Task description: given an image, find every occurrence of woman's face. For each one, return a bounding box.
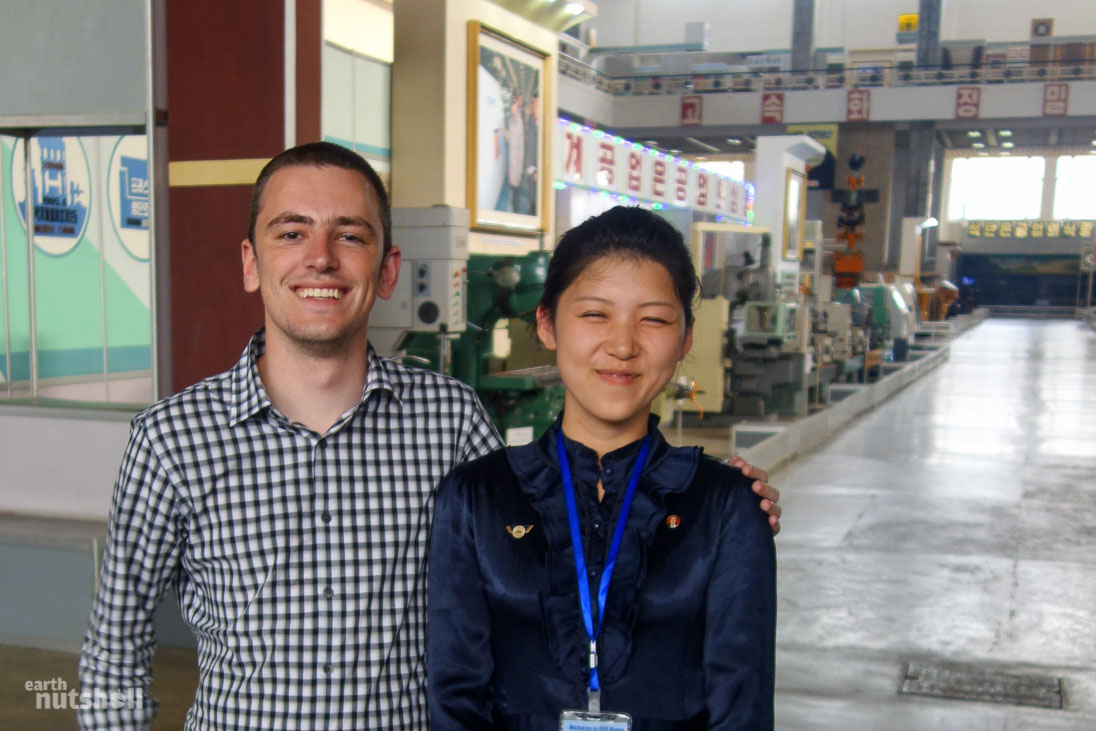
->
[537,255,693,440]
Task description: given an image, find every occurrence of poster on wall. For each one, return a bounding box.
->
[107,136,150,261]
[10,137,91,256]
[467,21,548,234]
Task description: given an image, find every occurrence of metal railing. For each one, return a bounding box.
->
[559,53,1096,97]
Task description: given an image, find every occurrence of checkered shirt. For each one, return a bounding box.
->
[78,331,502,730]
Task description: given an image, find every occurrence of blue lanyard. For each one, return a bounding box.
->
[556,430,652,701]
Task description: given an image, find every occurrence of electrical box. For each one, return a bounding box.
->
[372,206,469,334]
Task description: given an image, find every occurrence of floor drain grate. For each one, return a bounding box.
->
[899,662,1063,709]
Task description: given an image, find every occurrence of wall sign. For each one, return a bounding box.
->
[107,136,151,261]
[847,89,871,121]
[955,87,981,119]
[1043,83,1069,117]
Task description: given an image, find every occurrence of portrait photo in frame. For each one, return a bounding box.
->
[466,21,548,234]
[783,168,806,260]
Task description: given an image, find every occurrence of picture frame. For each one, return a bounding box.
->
[466,21,549,234]
[782,167,806,260]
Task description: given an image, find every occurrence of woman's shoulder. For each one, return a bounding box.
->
[693,452,756,492]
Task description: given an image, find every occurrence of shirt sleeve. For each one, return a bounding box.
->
[459,390,504,462]
[78,419,186,730]
[704,478,777,730]
[427,467,497,729]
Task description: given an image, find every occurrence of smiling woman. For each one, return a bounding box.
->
[427,206,776,730]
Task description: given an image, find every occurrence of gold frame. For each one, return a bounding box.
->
[782,168,806,261]
[466,20,550,235]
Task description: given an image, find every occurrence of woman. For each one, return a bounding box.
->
[428,206,776,730]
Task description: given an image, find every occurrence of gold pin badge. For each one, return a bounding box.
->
[665,515,681,529]
[506,525,534,539]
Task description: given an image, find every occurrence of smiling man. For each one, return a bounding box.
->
[77,142,780,730]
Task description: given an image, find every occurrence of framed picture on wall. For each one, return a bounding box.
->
[783,168,806,260]
[466,21,549,234]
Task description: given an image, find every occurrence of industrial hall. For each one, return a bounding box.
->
[1,0,1095,728]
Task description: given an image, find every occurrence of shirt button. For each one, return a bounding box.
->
[323,587,334,599]
[605,467,614,475]
[323,664,333,675]
[593,521,601,530]
[321,511,332,523]
[589,568,598,578]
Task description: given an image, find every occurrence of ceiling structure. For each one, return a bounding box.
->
[584,117,1096,160]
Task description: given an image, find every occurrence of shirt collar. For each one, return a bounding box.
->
[226,329,402,427]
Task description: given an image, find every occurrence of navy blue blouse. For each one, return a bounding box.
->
[427,416,776,730]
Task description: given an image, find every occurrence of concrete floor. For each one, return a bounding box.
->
[1,318,1093,729]
[772,318,1096,729]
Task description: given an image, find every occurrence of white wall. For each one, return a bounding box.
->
[324,0,394,62]
[0,409,133,521]
[590,0,1096,54]
[591,0,794,52]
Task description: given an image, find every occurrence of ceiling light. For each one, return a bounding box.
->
[727,137,743,145]
[972,142,985,149]
[966,130,981,138]
[644,140,658,146]
[670,149,681,154]
[1090,140,1096,146]
[565,2,584,15]
[998,129,1012,137]
[1001,141,1015,148]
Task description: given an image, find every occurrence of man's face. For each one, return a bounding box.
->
[241,165,400,356]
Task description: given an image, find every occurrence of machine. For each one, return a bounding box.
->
[371,207,562,444]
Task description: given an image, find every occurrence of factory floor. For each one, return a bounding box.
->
[773,317,1096,729]
[1,318,1093,729]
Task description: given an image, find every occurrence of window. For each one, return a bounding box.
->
[1,133,153,404]
[1052,155,1096,220]
[946,155,1044,221]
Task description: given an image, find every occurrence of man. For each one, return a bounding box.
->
[78,142,780,729]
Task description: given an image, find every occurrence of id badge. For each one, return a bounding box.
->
[559,709,632,731]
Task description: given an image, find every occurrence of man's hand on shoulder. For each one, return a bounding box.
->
[728,457,781,536]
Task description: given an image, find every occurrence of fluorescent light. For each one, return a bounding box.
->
[726,137,743,145]
[967,130,981,138]
[565,2,584,15]
[1001,141,1015,149]
[999,129,1012,137]
[972,142,986,149]
[917,217,939,232]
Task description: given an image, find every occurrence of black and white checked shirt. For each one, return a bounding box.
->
[79,331,501,730]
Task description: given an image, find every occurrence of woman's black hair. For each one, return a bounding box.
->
[540,206,698,326]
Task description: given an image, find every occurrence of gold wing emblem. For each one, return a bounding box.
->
[506,524,534,539]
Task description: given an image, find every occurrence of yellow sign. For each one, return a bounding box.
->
[966,220,1095,239]
[898,14,919,32]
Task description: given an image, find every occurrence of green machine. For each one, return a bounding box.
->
[400,252,563,442]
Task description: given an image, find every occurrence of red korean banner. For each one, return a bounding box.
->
[555,120,750,219]
[681,96,703,126]
[761,92,784,124]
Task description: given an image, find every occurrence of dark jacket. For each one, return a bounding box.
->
[427,418,776,730]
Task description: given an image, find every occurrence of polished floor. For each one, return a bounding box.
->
[773,318,1096,729]
[1,318,1093,729]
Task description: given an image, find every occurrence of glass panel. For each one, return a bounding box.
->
[1053,155,1096,220]
[1,135,32,398]
[0,132,152,404]
[946,156,1044,221]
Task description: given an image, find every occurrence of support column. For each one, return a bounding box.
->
[164,0,321,393]
[791,0,814,72]
[915,0,941,67]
